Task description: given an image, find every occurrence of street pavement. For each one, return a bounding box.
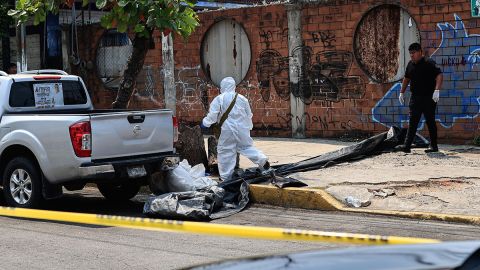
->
[0,137,478,269]
[239,137,480,216]
[1,188,480,270]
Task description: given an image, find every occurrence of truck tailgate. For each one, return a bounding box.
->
[90,110,173,160]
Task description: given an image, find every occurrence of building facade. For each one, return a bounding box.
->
[59,0,480,143]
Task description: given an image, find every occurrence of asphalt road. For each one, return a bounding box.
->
[0,188,479,269]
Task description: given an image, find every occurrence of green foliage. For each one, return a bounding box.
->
[8,0,199,39]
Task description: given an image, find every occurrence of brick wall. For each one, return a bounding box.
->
[82,0,480,143]
[73,24,166,110]
[171,5,292,137]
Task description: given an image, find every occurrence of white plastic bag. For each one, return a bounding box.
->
[190,163,206,179]
[166,160,217,192]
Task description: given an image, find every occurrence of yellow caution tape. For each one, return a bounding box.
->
[0,206,440,245]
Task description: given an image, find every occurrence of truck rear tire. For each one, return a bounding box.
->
[97,181,141,201]
[3,157,43,208]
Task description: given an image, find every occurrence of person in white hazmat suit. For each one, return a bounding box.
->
[201,77,270,181]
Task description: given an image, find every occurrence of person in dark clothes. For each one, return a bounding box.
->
[397,42,443,153]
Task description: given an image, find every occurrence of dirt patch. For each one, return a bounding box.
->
[327,177,480,215]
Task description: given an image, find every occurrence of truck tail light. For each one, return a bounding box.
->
[172,116,178,143]
[69,121,92,157]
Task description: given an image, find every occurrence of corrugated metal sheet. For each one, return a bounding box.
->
[354,5,420,83]
[201,19,251,86]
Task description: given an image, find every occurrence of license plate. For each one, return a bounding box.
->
[127,166,147,178]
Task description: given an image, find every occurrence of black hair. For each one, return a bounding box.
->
[408,43,422,52]
[8,63,17,69]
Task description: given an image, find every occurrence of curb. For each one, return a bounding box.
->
[249,185,343,211]
[249,184,480,225]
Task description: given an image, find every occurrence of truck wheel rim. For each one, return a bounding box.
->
[10,169,32,204]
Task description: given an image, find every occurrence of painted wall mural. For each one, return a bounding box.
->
[372,14,480,129]
[256,40,365,105]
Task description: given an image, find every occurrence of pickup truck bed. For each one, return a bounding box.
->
[0,71,179,208]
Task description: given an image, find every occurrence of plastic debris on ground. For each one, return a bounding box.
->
[144,186,225,220]
[144,126,428,221]
[370,188,396,198]
[166,160,217,192]
[344,196,371,208]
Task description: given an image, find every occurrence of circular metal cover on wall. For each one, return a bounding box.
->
[354,5,420,83]
[96,30,133,90]
[201,19,251,86]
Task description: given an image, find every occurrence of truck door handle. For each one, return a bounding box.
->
[128,114,145,123]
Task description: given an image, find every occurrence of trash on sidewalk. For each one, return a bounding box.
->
[143,186,225,220]
[166,160,217,192]
[370,188,396,198]
[344,196,371,208]
[143,175,251,220]
[143,168,303,220]
[143,126,425,220]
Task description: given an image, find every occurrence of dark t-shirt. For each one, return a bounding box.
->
[405,57,442,97]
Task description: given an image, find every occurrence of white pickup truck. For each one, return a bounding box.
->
[0,70,179,208]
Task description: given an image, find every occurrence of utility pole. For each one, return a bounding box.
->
[15,0,27,72]
[162,32,176,114]
[287,4,305,138]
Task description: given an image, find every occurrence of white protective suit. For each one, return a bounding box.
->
[202,77,268,181]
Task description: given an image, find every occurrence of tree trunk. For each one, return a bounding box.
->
[176,124,208,169]
[207,136,219,174]
[112,32,151,109]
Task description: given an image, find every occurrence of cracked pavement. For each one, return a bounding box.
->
[238,138,480,215]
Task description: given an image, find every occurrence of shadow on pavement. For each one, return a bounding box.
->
[0,187,146,218]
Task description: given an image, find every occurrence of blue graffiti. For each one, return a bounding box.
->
[372,14,480,129]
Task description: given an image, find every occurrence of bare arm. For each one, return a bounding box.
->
[435,73,443,90]
[400,77,410,93]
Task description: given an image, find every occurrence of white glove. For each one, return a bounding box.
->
[432,90,440,103]
[399,92,405,105]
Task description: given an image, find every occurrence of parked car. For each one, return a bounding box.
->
[184,241,480,270]
[0,70,179,208]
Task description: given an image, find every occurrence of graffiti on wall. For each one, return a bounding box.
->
[310,30,336,49]
[372,14,480,129]
[136,66,157,97]
[256,45,365,104]
[310,51,365,101]
[175,65,210,111]
[272,103,370,134]
[132,66,164,107]
[259,29,288,48]
[133,65,210,111]
[276,112,357,131]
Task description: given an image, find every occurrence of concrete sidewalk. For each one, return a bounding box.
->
[237,137,480,224]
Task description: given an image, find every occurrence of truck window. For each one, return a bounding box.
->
[9,80,88,108]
